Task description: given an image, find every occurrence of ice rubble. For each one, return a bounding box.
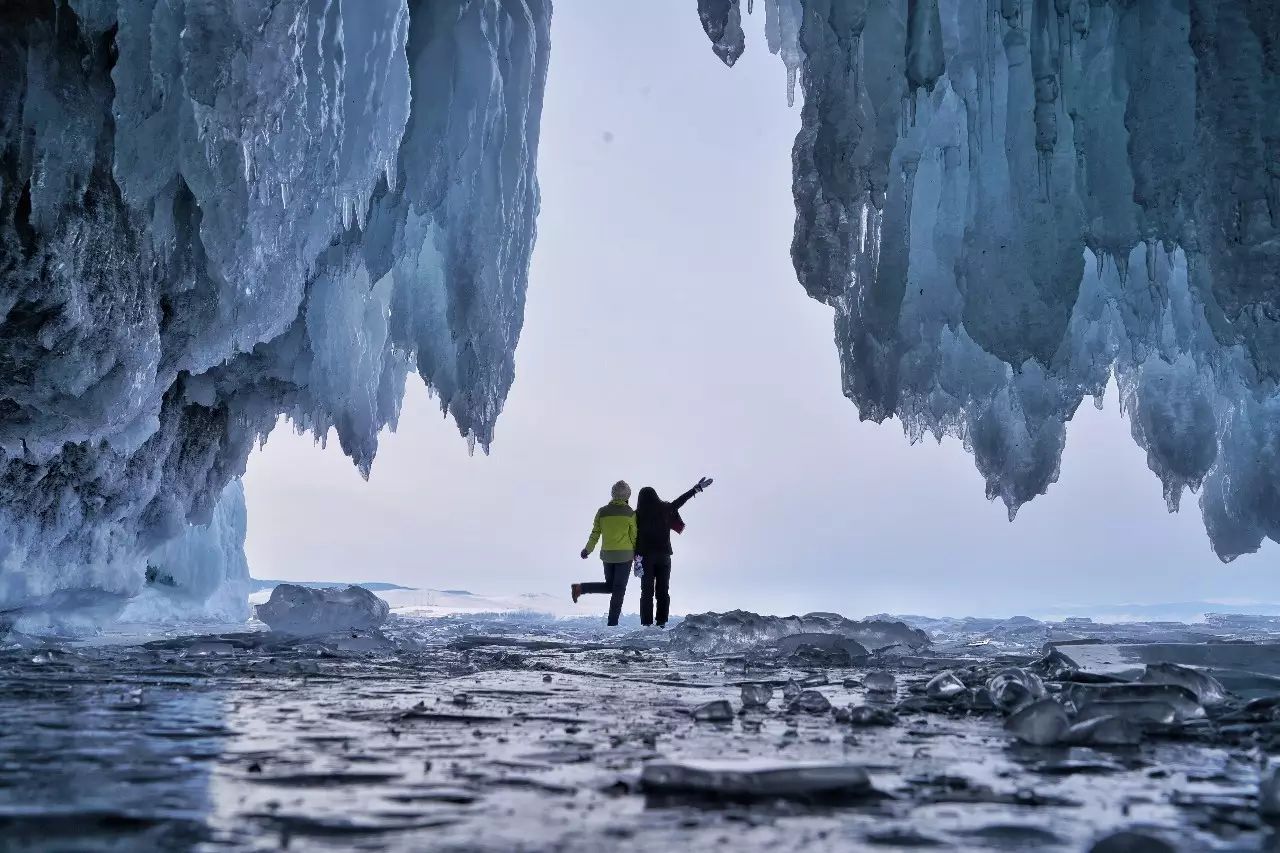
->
[0,0,550,617]
[704,1,1280,559]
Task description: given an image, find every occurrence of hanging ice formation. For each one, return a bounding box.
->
[702,0,1280,561]
[0,0,550,620]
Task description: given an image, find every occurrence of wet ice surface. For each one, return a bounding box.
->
[5,613,1280,851]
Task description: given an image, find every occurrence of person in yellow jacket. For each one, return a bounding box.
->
[571,480,637,626]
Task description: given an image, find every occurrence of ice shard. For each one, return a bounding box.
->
[725,0,1280,560]
[0,0,551,619]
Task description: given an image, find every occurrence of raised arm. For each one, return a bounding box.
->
[670,487,698,512]
[670,477,713,511]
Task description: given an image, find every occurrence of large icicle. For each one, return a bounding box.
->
[0,0,551,621]
[700,0,1280,560]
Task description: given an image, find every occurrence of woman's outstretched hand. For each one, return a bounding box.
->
[580,549,589,560]
[695,476,714,492]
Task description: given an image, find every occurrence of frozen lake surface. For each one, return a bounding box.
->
[4,611,1280,851]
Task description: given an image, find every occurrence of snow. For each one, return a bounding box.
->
[722,0,1280,560]
[0,0,550,621]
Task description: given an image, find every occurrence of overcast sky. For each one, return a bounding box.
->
[242,2,1279,620]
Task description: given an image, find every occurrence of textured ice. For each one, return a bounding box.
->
[254,583,390,635]
[0,0,550,619]
[789,689,833,714]
[5,610,1280,848]
[715,0,1280,560]
[640,759,873,802]
[862,670,896,695]
[986,666,1045,711]
[1006,697,1069,745]
[1063,715,1143,747]
[668,610,929,657]
[1065,683,1205,721]
[740,683,773,707]
[1076,700,1178,726]
[925,670,966,700]
[1140,662,1227,706]
[692,699,736,722]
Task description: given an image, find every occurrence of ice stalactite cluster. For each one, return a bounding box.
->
[703,0,1280,560]
[0,0,550,620]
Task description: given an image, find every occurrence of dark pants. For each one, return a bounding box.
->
[578,562,630,626]
[640,554,672,626]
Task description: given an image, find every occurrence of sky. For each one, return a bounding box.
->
[242,2,1279,620]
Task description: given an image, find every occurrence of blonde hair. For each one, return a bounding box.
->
[611,480,632,502]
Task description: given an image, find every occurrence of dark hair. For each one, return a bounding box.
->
[636,486,661,513]
[636,486,663,530]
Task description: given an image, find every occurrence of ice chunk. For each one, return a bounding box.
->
[254,584,390,635]
[863,671,896,695]
[838,705,898,727]
[925,671,966,700]
[640,759,873,802]
[668,611,928,657]
[1140,663,1227,706]
[788,690,832,715]
[1005,699,1069,745]
[775,633,869,662]
[1030,647,1080,680]
[1075,701,1177,727]
[740,683,773,708]
[693,700,735,722]
[1065,684,1204,721]
[986,668,1046,712]
[1063,716,1143,747]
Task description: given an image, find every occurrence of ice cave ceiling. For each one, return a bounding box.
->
[0,0,1277,616]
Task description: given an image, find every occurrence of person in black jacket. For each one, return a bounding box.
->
[634,476,713,627]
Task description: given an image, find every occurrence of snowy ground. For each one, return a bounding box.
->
[4,611,1280,851]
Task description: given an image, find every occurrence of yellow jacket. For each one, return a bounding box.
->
[584,499,637,562]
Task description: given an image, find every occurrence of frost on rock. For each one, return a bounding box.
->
[722,1,1280,560]
[254,583,390,635]
[0,0,551,619]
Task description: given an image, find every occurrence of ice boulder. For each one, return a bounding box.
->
[668,610,929,657]
[254,584,390,635]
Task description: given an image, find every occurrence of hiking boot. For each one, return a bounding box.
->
[570,583,581,604]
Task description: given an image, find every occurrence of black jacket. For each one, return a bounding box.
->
[635,486,698,559]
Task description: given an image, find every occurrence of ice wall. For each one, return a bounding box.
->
[0,0,550,619]
[705,0,1280,560]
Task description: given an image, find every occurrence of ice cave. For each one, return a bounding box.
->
[2,2,1280,849]
[1,0,1277,623]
